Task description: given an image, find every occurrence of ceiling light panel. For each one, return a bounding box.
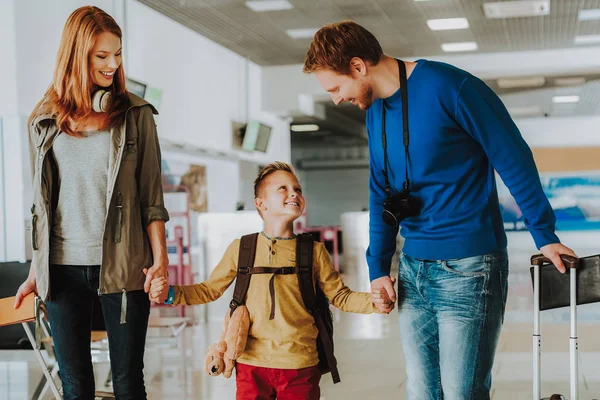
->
[245,1,294,12]
[497,76,545,89]
[441,42,478,52]
[483,1,550,19]
[574,35,600,45]
[578,9,600,21]
[507,105,543,117]
[554,77,586,86]
[286,28,319,39]
[552,95,580,104]
[427,18,469,31]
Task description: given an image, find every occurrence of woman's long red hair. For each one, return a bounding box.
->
[29,6,130,135]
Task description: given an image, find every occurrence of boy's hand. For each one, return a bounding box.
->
[371,276,396,314]
[144,269,169,304]
[143,259,168,300]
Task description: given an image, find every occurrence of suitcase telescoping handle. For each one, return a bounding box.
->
[530,254,579,400]
[530,254,578,268]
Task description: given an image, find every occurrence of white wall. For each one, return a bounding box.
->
[262,65,323,115]
[0,0,18,260]
[238,160,260,211]
[0,117,29,262]
[304,168,370,227]
[516,116,600,148]
[0,0,18,117]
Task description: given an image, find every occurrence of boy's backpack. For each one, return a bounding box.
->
[228,232,340,384]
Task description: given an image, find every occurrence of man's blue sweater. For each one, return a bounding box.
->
[366,60,559,281]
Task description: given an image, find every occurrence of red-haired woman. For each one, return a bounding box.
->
[13,6,169,399]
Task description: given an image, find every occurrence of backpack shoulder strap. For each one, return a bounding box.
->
[296,233,315,312]
[296,233,341,383]
[230,233,258,316]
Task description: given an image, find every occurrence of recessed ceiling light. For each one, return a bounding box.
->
[574,35,600,45]
[291,124,320,132]
[245,0,294,12]
[427,18,469,31]
[554,77,586,86]
[286,28,319,39]
[552,95,580,104]
[483,0,550,19]
[507,105,543,117]
[578,9,600,21]
[497,76,545,89]
[441,42,478,52]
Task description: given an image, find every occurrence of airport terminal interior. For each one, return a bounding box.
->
[1,0,600,399]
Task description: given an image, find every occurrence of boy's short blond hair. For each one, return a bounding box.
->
[254,162,297,199]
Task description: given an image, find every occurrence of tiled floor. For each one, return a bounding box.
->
[2,247,600,399]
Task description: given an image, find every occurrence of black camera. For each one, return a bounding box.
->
[382,189,420,227]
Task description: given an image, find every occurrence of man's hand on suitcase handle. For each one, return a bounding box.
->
[540,243,577,274]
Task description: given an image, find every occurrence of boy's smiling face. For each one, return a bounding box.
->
[255,171,305,220]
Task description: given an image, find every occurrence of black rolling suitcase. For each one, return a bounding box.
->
[530,253,600,400]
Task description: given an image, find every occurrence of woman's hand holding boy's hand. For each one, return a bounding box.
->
[143,269,169,304]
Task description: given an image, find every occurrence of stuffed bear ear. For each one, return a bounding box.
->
[225,305,250,360]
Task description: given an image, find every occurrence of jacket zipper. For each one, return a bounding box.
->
[98,111,133,295]
[100,107,135,295]
[115,192,123,243]
[30,204,38,250]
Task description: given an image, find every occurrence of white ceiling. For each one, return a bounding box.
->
[138,0,600,65]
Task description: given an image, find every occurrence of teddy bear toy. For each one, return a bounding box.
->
[204,304,250,378]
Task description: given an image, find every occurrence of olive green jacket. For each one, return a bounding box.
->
[29,93,169,300]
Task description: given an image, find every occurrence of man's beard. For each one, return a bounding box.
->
[355,83,374,110]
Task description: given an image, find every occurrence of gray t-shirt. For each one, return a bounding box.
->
[50,130,110,265]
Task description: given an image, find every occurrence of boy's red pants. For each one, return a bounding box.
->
[235,363,321,400]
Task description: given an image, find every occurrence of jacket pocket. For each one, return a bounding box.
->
[122,138,137,163]
[30,204,38,250]
[115,192,123,243]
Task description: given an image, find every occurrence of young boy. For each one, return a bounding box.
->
[149,161,389,399]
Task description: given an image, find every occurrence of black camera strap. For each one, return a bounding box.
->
[381,58,410,197]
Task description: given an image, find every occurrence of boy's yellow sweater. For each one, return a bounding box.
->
[173,232,377,369]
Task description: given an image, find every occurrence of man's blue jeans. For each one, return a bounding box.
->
[45,265,151,400]
[397,250,509,400]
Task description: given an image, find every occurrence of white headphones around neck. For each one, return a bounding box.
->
[91,89,111,113]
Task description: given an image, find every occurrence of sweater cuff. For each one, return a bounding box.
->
[530,228,560,250]
[367,256,392,282]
